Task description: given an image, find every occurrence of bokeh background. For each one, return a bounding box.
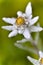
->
[0,0,43,65]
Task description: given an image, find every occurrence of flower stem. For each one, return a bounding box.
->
[30,37,39,57]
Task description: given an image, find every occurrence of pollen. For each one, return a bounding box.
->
[40,58,43,64]
[16,17,25,25]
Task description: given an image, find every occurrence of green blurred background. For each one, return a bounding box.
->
[0,0,43,65]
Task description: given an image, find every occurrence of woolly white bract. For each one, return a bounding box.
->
[27,51,43,65]
[2,2,43,39]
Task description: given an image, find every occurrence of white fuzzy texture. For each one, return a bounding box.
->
[25,2,32,17]
[27,51,43,65]
[8,30,17,37]
[39,51,43,58]
[27,56,39,65]
[2,2,43,39]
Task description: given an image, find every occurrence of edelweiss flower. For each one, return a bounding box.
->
[2,2,43,39]
[27,51,43,65]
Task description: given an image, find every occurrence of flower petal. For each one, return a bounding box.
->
[17,38,28,43]
[8,30,18,38]
[23,28,31,39]
[17,11,23,17]
[2,26,14,31]
[25,2,32,17]
[39,51,43,58]
[29,15,32,19]
[27,56,39,65]
[2,17,16,24]
[18,29,24,34]
[30,26,43,32]
[29,16,39,26]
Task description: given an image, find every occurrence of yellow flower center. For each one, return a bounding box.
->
[16,17,25,25]
[40,58,43,64]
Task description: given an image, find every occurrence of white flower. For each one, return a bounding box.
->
[2,2,43,39]
[27,51,43,65]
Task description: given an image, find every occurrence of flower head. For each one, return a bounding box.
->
[27,51,43,65]
[2,2,43,39]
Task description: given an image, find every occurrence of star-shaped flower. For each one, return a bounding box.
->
[2,2,43,39]
[27,51,43,65]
